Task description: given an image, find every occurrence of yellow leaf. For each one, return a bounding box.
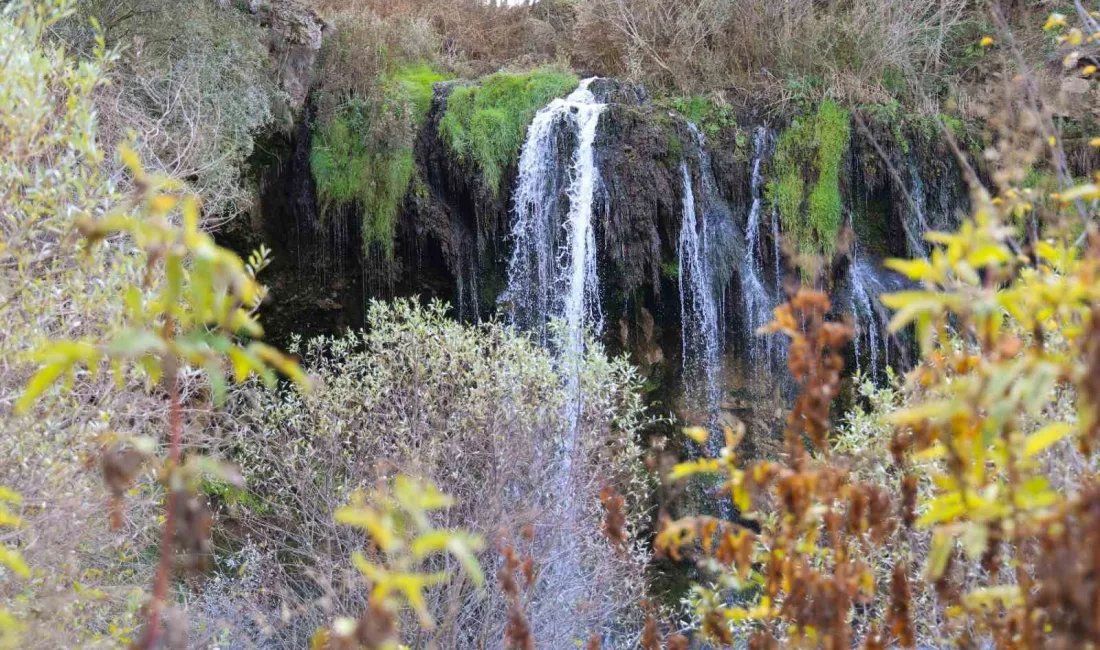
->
[148,195,178,214]
[683,427,709,444]
[917,493,967,527]
[15,363,66,414]
[1024,423,1072,457]
[669,458,721,481]
[335,504,397,552]
[1044,13,1066,31]
[884,258,933,281]
[0,546,29,579]
[1059,183,1100,202]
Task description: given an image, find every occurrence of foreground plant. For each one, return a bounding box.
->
[312,477,483,650]
[652,9,1100,646]
[6,3,308,646]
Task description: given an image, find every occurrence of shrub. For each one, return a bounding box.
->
[2,4,304,648]
[577,0,972,103]
[438,69,579,195]
[62,0,282,223]
[208,299,651,647]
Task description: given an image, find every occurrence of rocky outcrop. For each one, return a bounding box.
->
[239,0,327,121]
[232,77,970,417]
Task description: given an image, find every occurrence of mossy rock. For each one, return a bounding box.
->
[309,63,452,259]
[438,69,579,196]
[767,99,851,258]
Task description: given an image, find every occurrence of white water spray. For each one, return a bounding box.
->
[505,78,606,350]
[678,159,722,429]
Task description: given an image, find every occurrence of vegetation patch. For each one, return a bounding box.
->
[767,99,851,257]
[310,64,451,258]
[659,94,737,140]
[438,69,578,195]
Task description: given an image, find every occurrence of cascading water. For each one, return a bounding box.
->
[902,156,933,259]
[678,159,722,432]
[846,242,907,380]
[504,78,605,351]
[741,127,782,374]
[678,122,785,448]
[500,77,607,643]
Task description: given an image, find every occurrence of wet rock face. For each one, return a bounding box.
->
[237,76,970,403]
[594,104,685,298]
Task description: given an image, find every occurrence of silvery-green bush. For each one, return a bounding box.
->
[209,299,652,648]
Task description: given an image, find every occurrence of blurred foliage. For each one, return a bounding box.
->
[311,478,483,649]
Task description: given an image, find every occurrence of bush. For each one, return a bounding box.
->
[576,0,973,103]
[63,0,283,223]
[438,69,578,195]
[209,299,651,647]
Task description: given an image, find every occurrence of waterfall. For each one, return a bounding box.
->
[455,237,480,323]
[504,78,605,349]
[500,78,607,642]
[771,207,782,297]
[677,122,786,446]
[678,160,722,432]
[903,156,932,259]
[741,127,781,372]
[846,245,907,380]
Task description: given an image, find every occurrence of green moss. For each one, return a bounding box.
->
[859,101,908,154]
[389,63,449,123]
[439,69,579,195]
[767,99,851,258]
[659,95,737,140]
[310,64,450,258]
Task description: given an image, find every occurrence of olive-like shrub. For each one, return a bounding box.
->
[208,299,652,648]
